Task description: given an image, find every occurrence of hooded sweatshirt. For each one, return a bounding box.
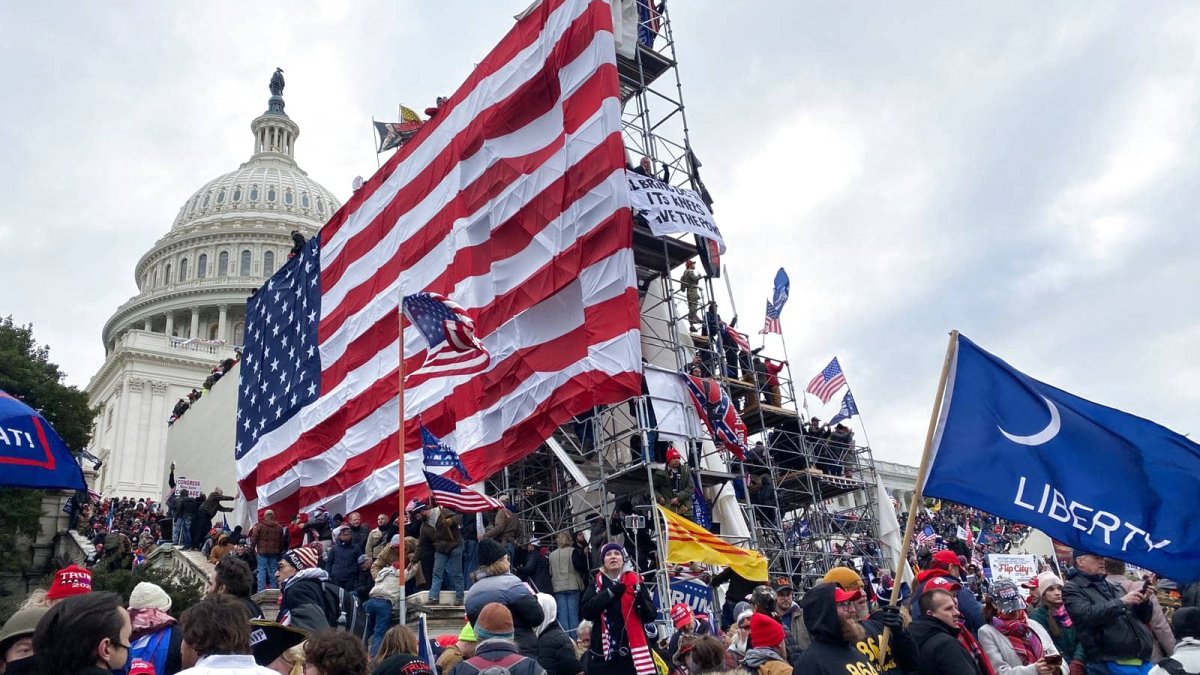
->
[741,647,793,675]
[793,583,882,675]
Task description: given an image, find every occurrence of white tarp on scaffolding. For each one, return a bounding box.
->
[644,364,702,441]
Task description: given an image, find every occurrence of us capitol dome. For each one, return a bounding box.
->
[86,71,342,499]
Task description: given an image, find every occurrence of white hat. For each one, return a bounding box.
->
[128,582,172,612]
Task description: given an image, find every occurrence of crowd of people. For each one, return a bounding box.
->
[168,356,239,426]
[14,492,1200,672]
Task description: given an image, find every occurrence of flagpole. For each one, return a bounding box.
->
[372,117,381,170]
[877,330,958,668]
[722,265,738,320]
[836,369,874,452]
[397,306,407,625]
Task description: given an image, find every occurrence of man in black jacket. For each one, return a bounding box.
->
[909,588,988,675]
[521,538,552,594]
[1063,548,1154,670]
[793,583,882,674]
[176,490,199,550]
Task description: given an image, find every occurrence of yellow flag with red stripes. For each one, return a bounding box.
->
[658,506,768,581]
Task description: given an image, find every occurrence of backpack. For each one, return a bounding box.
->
[460,652,528,675]
[1158,658,1199,675]
[321,581,370,641]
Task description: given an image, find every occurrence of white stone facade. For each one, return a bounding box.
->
[86,88,339,500]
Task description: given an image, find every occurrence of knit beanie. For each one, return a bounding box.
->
[47,564,92,600]
[474,602,515,640]
[1035,572,1064,596]
[283,546,320,571]
[600,542,626,561]
[128,582,172,611]
[457,622,477,643]
[748,612,785,649]
[477,538,506,567]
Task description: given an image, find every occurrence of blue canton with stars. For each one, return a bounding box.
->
[235,237,322,460]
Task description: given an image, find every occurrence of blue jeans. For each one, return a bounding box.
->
[555,590,580,636]
[256,554,280,590]
[429,545,465,603]
[172,518,183,545]
[179,515,194,549]
[363,598,393,658]
[463,539,478,588]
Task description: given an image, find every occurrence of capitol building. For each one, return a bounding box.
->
[86,75,341,500]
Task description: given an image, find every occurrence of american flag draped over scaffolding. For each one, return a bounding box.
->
[235,0,642,518]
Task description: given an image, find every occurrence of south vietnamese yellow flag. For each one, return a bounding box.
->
[658,506,768,581]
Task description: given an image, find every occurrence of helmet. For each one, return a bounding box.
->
[751,584,776,610]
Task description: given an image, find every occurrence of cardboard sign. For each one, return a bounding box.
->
[987,553,1038,585]
[175,477,202,498]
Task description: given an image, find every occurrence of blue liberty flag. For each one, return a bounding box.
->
[0,390,86,490]
[829,391,859,425]
[925,334,1200,581]
[420,423,472,482]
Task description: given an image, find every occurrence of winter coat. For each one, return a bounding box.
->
[978,620,1067,675]
[711,567,758,611]
[449,639,546,675]
[1149,637,1200,675]
[248,519,285,556]
[345,524,369,553]
[741,647,793,675]
[653,463,693,516]
[537,623,584,675]
[549,548,583,593]
[522,548,553,594]
[910,568,985,633]
[466,567,545,657]
[200,493,235,518]
[278,568,332,626]
[324,539,362,589]
[579,571,656,675]
[862,607,921,673]
[1109,574,1176,661]
[368,565,402,603]
[1063,572,1154,663]
[792,583,882,675]
[432,509,464,553]
[484,507,521,544]
[909,615,984,675]
[365,526,388,560]
[776,601,805,665]
[177,495,200,519]
[1028,606,1084,664]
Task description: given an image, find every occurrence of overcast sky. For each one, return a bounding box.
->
[1,2,1197,466]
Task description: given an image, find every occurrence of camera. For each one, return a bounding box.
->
[624,514,646,529]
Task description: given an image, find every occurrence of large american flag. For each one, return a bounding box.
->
[235,0,642,519]
[805,357,846,404]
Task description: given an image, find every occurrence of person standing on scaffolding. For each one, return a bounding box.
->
[654,447,694,519]
[680,259,702,329]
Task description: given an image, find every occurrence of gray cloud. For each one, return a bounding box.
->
[1,1,1195,465]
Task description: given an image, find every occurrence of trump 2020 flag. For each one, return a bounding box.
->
[0,390,86,490]
[925,334,1200,581]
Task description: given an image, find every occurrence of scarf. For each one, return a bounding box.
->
[1051,604,1073,628]
[594,570,655,675]
[129,608,176,639]
[992,615,1044,665]
[957,624,997,675]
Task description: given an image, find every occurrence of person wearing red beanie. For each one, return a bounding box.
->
[742,612,793,673]
[654,446,693,517]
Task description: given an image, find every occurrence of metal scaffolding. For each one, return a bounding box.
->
[489,2,886,613]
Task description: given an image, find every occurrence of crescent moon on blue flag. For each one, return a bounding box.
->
[998,395,1061,446]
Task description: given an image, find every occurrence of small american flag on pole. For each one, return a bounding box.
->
[402,292,490,385]
[805,357,846,404]
[760,268,789,334]
[424,471,503,514]
[915,524,937,547]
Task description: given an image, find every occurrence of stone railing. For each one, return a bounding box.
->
[145,545,214,588]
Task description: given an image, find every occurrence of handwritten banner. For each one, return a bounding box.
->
[627,172,726,253]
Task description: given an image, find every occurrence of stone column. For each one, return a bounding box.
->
[190,308,200,339]
[165,312,175,337]
[217,304,228,344]
[143,318,152,331]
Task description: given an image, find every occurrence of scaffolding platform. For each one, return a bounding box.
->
[617,45,676,102]
[633,222,697,281]
[741,402,800,434]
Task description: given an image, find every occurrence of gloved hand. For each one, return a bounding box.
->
[878,604,904,631]
[611,582,626,597]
